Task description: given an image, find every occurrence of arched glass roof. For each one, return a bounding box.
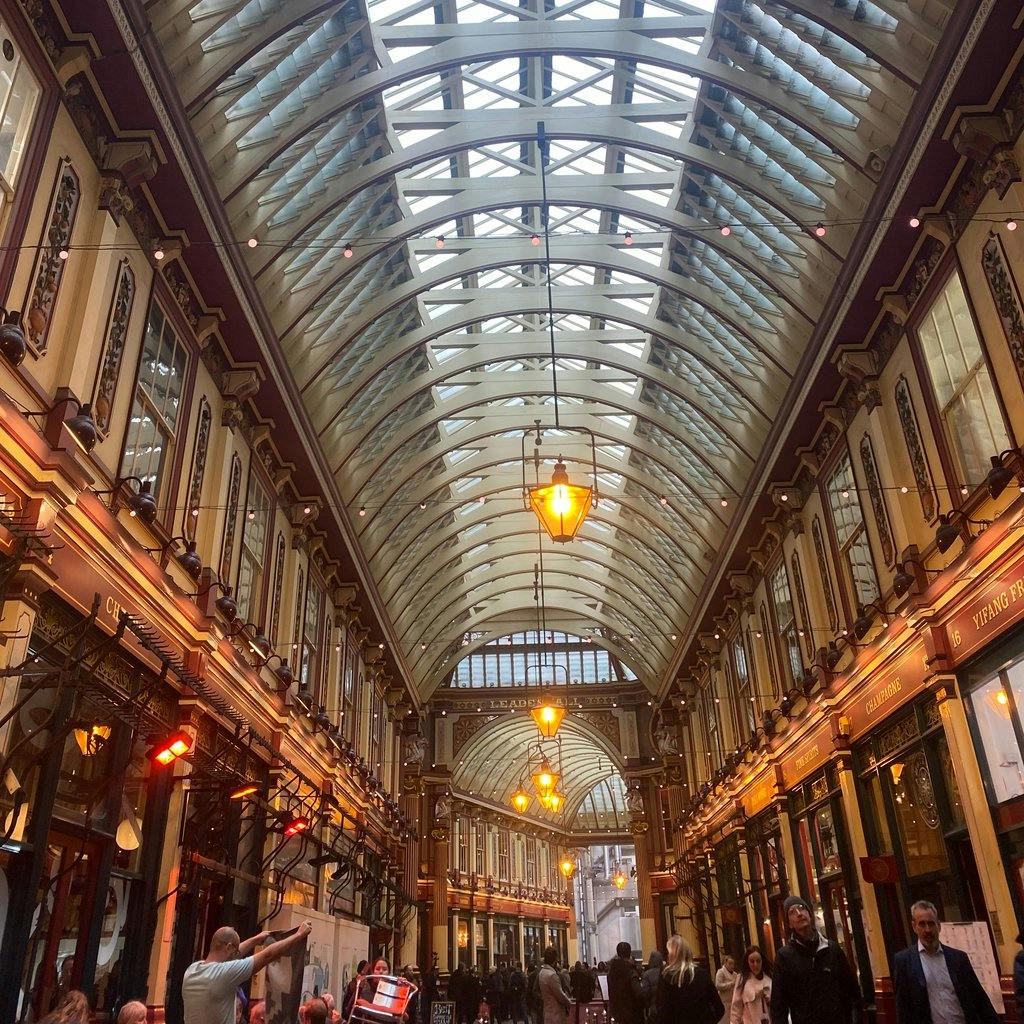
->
[155,0,950,698]
[448,629,637,686]
[574,775,629,832]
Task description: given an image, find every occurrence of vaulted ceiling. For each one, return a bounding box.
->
[153,0,953,698]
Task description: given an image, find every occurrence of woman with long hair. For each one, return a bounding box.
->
[655,936,723,1024]
[37,990,90,1024]
[730,947,771,1024]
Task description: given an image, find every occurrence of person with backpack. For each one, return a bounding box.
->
[538,947,571,1024]
[641,951,663,1023]
[607,942,644,1024]
[526,962,542,1024]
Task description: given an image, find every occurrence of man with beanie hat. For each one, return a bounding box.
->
[770,895,863,1024]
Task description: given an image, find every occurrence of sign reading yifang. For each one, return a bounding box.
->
[947,560,1024,664]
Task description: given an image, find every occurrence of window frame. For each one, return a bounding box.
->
[729,631,756,740]
[117,287,197,527]
[234,462,275,628]
[0,6,58,299]
[766,557,802,690]
[908,259,1013,494]
[819,446,880,622]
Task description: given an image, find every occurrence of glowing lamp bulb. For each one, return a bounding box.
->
[153,731,192,766]
[511,788,531,814]
[560,857,576,878]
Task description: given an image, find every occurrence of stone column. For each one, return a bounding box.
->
[399,789,422,968]
[469,908,478,969]
[934,675,1018,971]
[626,776,659,958]
[486,912,495,969]
[428,788,452,971]
[517,916,526,967]
[451,911,461,970]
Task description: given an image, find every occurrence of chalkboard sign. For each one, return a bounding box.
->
[431,1000,456,1024]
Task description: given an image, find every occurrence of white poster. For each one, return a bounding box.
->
[267,904,371,1007]
[940,921,1004,1015]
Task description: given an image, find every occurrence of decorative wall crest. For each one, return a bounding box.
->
[24,158,80,351]
[92,258,136,432]
[183,398,212,540]
[859,433,895,566]
[894,375,937,523]
[220,453,242,581]
[981,232,1024,387]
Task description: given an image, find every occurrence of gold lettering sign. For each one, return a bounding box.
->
[794,744,820,773]
[949,562,1024,663]
[865,677,903,717]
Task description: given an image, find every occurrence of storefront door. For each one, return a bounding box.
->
[23,832,102,1021]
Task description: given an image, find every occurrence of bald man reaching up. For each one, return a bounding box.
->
[183,921,312,1024]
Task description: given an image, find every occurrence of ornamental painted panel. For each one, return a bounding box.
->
[982,232,1024,386]
[811,516,838,633]
[452,713,501,757]
[790,552,814,661]
[895,375,937,523]
[220,453,242,581]
[92,259,136,432]
[292,567,305,669]
[25,158,81,351]
[183,398,212,540]
[859,432,895,566]
[269,532,286,642]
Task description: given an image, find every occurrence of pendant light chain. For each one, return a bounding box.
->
[538,122,560,429]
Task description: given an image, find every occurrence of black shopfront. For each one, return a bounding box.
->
[0,594,266,1023]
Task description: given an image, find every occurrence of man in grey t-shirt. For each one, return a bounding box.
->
[183,921,312,1024]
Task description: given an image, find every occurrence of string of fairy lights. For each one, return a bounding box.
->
[24,209,1024,263]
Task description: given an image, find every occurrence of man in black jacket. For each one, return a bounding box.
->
[606,942,644,1024]
[770,895,862,1024]
[893,900,1000,1024]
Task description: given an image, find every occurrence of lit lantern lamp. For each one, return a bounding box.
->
[612,869,628,890]
[511,787,532,814]
[559,855,576,878]
[541,791,565,813]
[73,723,111,756]
[532,759,559,797]
[528,459,593,543]
[530,697,565,739]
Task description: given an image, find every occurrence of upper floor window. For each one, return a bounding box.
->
[0,25,40,205]
[299,577,324,694]
[121,300,187,504]
[475,822,486,876]
[825,453,878,612]
[342,636,357,742]
[456,816,469,873]
[768,561,802,686]
[497,830,511,880]
[731,634,755,738]
[916,271,1009,487]
[525,837,537,886]
[698,682,720,773]
[236,472,272,625]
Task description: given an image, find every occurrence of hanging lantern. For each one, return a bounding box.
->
[73,723,111,756]
[541,791,565,813]
[528,459,593,543]
[532,759,559,796]
[612,869,628,890]
[530,697,565,739]
[511,787,532,814]
[559,855,576,878]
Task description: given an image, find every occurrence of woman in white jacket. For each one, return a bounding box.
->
[729,947,771,1024]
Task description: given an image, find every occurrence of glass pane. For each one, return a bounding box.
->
[846,528,879,608]
[0,60,39,186]
[970,676,1024,803]
[947,369,1009,485]
[864,773,894,855]
[936,735,966,830]
[813,805,842,875]
[889,752,948,876]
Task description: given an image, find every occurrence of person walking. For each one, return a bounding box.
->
[508,962,528,1024]
[730,947,771,1024]
[182,922,312,1024]
[422,962,440,1024]
[714,956,737,1024]
[607,941,644,1024]
[892,900,1000,1024]
[770,895,861,1024]
[655,935,722,1024]
[538,947,572,1024]
[640,951,663,1023]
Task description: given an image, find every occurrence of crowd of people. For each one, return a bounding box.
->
[41,890,1012,1024]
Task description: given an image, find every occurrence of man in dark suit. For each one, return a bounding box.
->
[893,900,1000,1024]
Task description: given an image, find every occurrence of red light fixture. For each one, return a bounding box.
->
[152,731,192,766]
[283,815,309,837]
